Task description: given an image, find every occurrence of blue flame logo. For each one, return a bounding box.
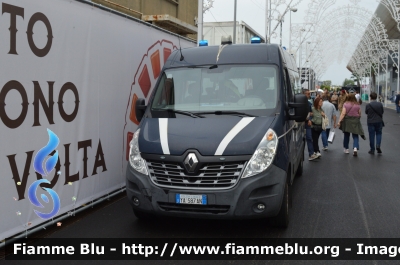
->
[28,129,61,219]
[33,129,59,176]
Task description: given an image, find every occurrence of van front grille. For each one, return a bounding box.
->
[158,202,230,214]
[147,160,246,190]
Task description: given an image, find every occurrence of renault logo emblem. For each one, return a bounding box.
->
[184,153,198,173]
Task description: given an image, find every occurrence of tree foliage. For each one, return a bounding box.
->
[350,74,359,82]
[343,78,355,86]
[350,74,360,87]
[323,80,332,87]
[320,85,331,91]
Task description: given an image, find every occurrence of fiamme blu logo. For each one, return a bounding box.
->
[28,129,61,219]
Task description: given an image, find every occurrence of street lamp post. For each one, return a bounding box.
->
[280,16,283,47]
[279,7,297,47]
[368,65,375,103]
[378,59,380,101]
[265,0,269,43]
[299,28,305,89]
[197,0,203,46]
[398,40,400,97]
[306,42,311,90]
[233,0,237,44]
[385,51,388,108]
[289,7,297,53]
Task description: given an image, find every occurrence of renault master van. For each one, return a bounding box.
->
[126,41,308,227]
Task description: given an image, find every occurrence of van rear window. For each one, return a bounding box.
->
[151,65,278,116]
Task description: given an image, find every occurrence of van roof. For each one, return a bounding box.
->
[165,43,284,69]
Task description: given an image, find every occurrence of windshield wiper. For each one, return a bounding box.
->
[196,111,256,117]
[166,109,205,118]
[187,65,208,68]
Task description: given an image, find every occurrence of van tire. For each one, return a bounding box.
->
[272,182,289,228]
[295,154,304,177]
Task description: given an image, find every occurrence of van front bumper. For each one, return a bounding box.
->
[126,164,287,219]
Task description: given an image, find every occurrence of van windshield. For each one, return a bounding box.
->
[151,65,278,117]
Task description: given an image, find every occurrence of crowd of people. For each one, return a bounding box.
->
[303,88,385,161]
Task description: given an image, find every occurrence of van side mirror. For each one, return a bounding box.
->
[135,98,147,122]
[288,94,308,122]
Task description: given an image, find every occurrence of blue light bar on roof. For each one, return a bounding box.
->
[251,37,261,44]
[199,40,208,46]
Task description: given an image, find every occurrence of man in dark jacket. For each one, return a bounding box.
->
[365,92,384,154]
[395,92,400,113]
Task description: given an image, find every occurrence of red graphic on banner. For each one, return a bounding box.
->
[150,50,161,79]
[163,48,172,64]
[123,40,179,164]
[129,93,139,125]
[138,65,151,98]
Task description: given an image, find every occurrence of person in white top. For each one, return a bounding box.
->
[355,91,361,103]
[321,94,337,150]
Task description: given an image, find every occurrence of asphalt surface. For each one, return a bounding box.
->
[2,104,400,265]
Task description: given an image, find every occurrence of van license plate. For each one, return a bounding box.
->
[176,194,207,205]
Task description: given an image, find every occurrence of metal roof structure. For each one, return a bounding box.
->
[347,2,400,72]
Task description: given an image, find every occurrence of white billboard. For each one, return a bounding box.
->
[0,0,194,240]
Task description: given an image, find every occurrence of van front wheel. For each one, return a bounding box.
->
[271,182,289,228]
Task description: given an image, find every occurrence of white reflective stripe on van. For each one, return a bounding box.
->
[214,117,255,156]
[159,118,170,155]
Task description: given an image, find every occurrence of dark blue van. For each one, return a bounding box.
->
[126,41,308,227]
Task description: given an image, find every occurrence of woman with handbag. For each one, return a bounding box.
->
[310,97,326,158]
[337,93,365,156]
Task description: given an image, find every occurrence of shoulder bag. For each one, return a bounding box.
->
[312,108,324,132]
[368,104,385,127]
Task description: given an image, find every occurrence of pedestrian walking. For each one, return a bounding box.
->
[395,92,400,113]
[337,93,365,156]
[311,97,326,158]
[338,90,348,114]
[355,91,361,104]
[331,91,339,110]
[365,92,384,154]
[321,95,337,151]
[303,89,318,161]
[323,89,330,100]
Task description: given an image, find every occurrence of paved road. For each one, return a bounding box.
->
[3,104,400,265]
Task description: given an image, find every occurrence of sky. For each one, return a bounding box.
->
[203,0,380,86]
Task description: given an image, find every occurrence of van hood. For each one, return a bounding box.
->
[138,117,275,156]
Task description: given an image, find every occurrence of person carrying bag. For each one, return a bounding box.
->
[321,95,337,150]
[311,97,326,158]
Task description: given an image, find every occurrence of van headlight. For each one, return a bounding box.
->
[129,129,148,175]
[242,129,278,178]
